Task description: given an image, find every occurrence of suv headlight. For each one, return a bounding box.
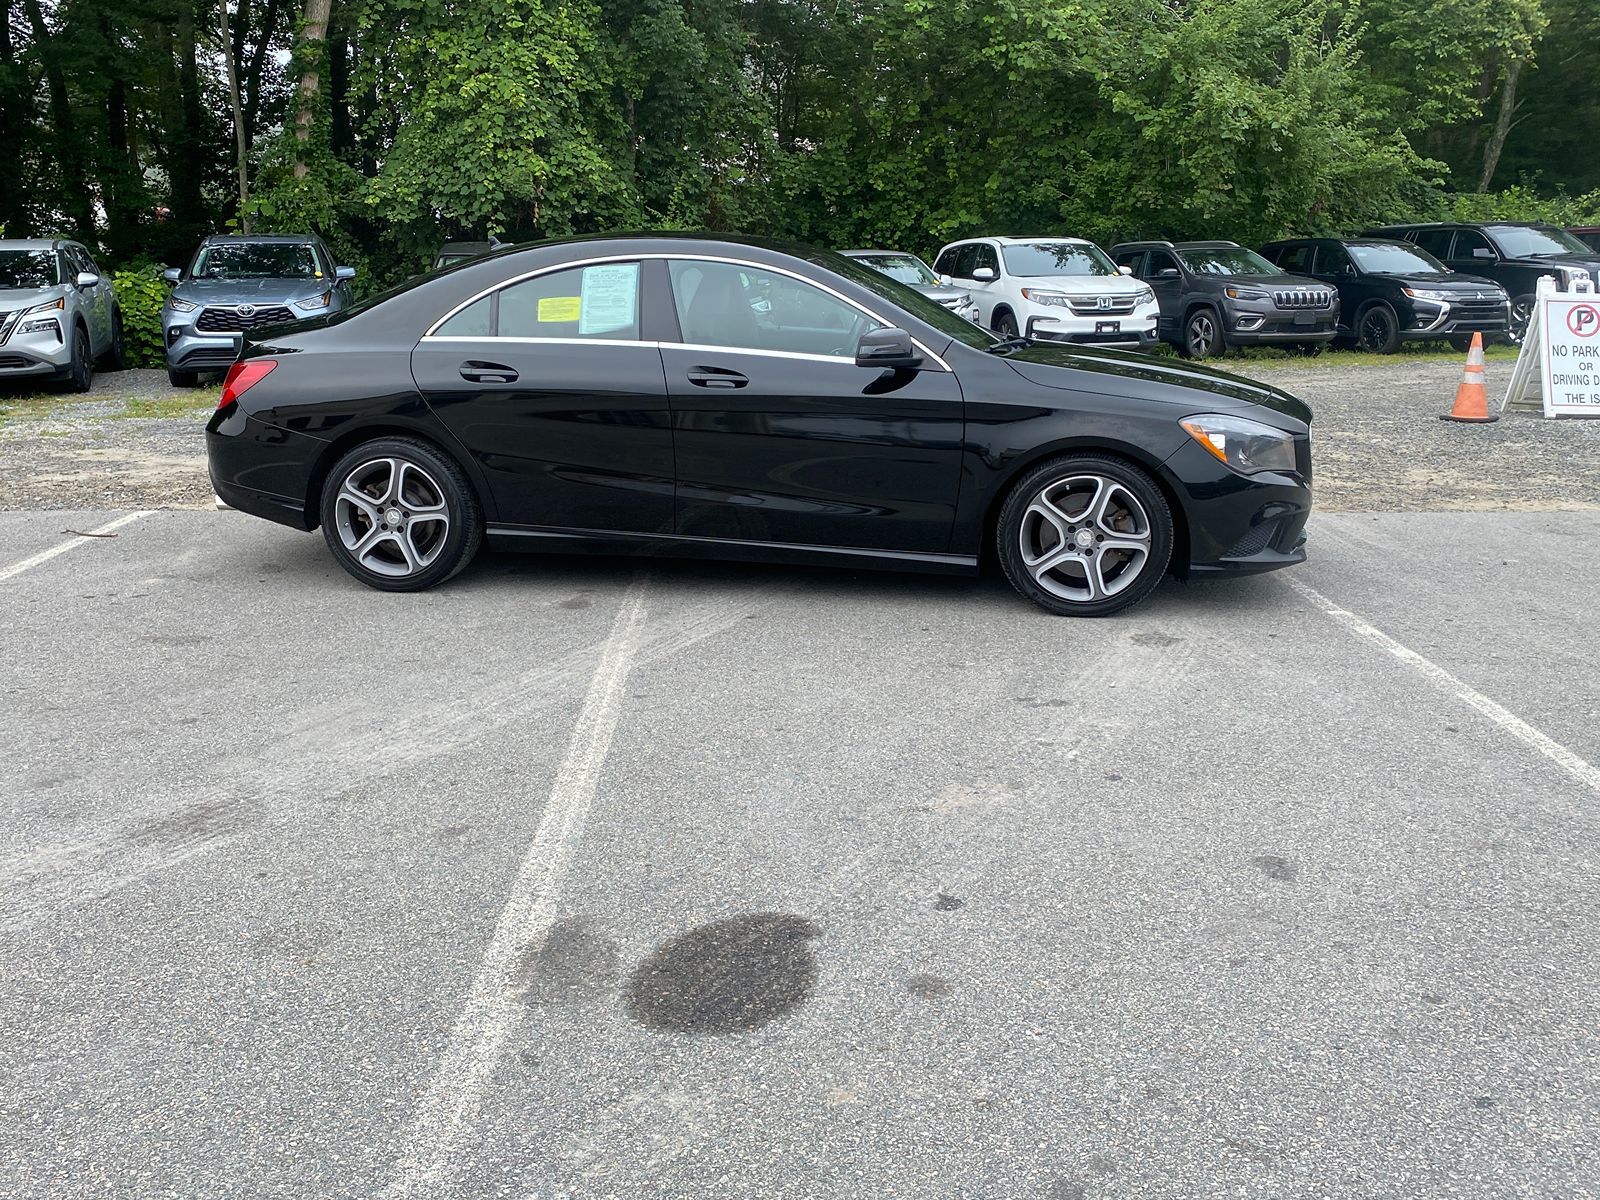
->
[1224,286,1267,301]
[21,296,65,316]
[1019,288,1072,308]
[1134,285,1155,304]
[1402,287,1454,303]
[294,290,333,312]
[167,295,198,313]
[1180,414,1297,475]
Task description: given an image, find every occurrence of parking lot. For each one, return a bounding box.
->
[3,356,1600,1198]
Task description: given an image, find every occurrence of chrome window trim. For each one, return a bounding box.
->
[420,251,951,372]
[423,336,653,350]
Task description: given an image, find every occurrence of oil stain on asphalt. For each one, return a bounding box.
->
[1252,854,1298,882]
[624,913,821,1034]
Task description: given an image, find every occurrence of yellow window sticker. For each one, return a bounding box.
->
[537,296,582,323]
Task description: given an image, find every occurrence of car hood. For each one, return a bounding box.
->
[1003,343,1312,428]
[1374,272,1504,294]
[915,285,970,303]
[0,286,66,312]
[175,277,329,305]
[1021,275,1147,296]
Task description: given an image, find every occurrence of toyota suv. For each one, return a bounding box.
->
[1365,221,1600,341]
[0,238,124,391]
[163,234,356,386]
[932,236,1158,348]
[1110,240,1338,358]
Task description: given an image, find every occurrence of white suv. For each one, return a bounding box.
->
[932,236,1158,349]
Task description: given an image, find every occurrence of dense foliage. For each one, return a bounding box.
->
[2,0,1597,291]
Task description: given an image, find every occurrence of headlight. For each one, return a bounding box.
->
[1134,286,1155,304]
[1019,288,1073,308]
[1180,414,1298,475]
[1225,286,1267,301]
[294,290,333,312]
[22,296,65,316]
[167,296,198,313]
[1402,287,1454,303]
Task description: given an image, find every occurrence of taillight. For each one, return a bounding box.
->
[220,358,277,409]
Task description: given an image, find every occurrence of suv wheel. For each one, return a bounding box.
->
[992,310,1018,338]
[63,325,94,393]
[168,367,200,388]
[1356,303,1400,353]
[320,436,484,592]
[1181,308,1221,358]
[100,312,127,370]
[996,454,1173,618]
[1507,295,1535,344]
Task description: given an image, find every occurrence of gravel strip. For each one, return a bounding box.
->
[2,359,1597,514]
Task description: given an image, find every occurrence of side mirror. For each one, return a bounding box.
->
[1472,248,1495,259]
[335,265,357,281]
[75,271,100,289]
[1118,265,1134,276]
[162,267,182,284]
[939,274,953,286]
[972,266,996,282]
[856,327,923,370]
[1156,267,1180,279]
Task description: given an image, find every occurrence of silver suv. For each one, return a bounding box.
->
[163,234,355,386]
[0,239,124,392]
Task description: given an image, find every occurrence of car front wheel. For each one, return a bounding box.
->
[1181,309,1221,358]
[997,454,1174,617]
[993,310,1019,338]
[1356,303,1400,353]
[319,437,483,592]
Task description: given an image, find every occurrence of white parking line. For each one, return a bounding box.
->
[1286,575,1600,795]
[379,576,650,1199]
[0,512,151,582]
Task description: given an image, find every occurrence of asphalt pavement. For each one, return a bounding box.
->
[2,510,1597,1199]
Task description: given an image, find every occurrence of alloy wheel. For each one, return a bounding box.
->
[1508,298,1533,344]
[1187,313,1216,357]
[1359,309,1393,352]
[333,457,452,578]
[1017,474,1153,604]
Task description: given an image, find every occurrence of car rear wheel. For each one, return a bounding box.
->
[1181,308,1221,358]
[1356,303,1400,353]
[997,454,1173,617]
[1507,294,1535,344]
[319,437,483,592]
[100,312,127,370]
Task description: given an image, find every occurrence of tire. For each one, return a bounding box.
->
[167,367,200,388]
[100,311,127,370]
[61,325,94,393]
[1355,303,1400,354]
[992,310,1018,338]
[319,436,483,592]
[996,453,1174,618]
[1448,334,1479,353]
[1507,294,1535,345]
[1180,308,1222,359]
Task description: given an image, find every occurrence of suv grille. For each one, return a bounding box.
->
[0,310,16,345]
[1272,289,1333,310]
[1065,294,1139,315]
[195,304,295,333]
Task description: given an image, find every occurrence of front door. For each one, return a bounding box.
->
[411,259,675,534]
[660,258,964,553]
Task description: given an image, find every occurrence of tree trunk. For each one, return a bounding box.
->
[20,0,95,240]
[0,0,21,234]
[293,0,334,178]
[170,7,208,236]
[1479,59,1523,191]
[220,0,251,229]
[243,0,283,149]
[329,28,351,158]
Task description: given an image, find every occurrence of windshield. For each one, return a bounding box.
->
[0,249,60,289]
[1178,247,1280,276]
[1348,243,1449,275]
[822,252,994,349]
[192,242,321,279]
[847,253,940,287]
[1001,242,1118,278]
[1487,225,1590,258]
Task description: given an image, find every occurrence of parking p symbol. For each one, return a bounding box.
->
[1568,304,1600,338]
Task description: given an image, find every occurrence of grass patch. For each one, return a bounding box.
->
[1228,343,1521,370]
[0,392,66,431]
[115,389,220,419]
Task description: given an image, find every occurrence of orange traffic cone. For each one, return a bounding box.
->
[1441,332,1498,423]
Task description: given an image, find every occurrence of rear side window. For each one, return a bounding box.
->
[434,263,642,340]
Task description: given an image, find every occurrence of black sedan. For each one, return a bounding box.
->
[207,234,1313,617]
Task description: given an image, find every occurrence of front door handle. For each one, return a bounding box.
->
[687,367,748,389]
[460,360,518,384]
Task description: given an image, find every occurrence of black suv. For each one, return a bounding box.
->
[1110,240,1337,358]
[1258,237,1509,353]
[1366,222,1600,340]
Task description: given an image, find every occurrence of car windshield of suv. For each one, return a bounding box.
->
[0,249,60,288]
[1001,242,1118,278]
[192,242,320,279]
[849,253,940,287]
[1177,247,1279,276]
[1487,225,1591,258]
[823,252,995,349]
[1347,243,1448,275]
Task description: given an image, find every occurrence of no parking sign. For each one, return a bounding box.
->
[1544,296,1600,415]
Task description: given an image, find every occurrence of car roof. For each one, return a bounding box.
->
[200,234,319,244]
[841,249,918,257]
[0,238,67,251]
[1114,240,1242,250]
[438,241,499,254]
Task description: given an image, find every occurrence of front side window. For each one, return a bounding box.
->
[973,244,1000,276]
[1316,245,1354,275]
[0,250,58,288]
[1146,250,1180,276]
[1000,242,1118,278]
[435,262,642,340]
[670,260,880,358]
[1178,247,1278,276]
[193,242,322,280]
[1272,244,1315,274]
[1410,228,1454,258]
[1451,229,1494,260]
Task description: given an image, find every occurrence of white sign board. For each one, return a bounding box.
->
[1541,295,1600,417]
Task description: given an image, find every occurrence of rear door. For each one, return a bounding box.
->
[411,259,675,534]
[659,257,964,554]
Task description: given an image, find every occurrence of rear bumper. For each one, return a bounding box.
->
[205,408,324,531]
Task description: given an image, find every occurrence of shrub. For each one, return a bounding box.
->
[111,263,169,369]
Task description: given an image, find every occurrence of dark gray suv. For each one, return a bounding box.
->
[1111,240,1338,358]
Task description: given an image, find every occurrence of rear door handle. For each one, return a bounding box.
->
[687,367,748,389]
[460,360,518,384]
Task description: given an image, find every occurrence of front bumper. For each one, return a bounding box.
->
[1026,315,1158,349]
[1224,299,1338,345]
[164,317,244,374]
[0,320,74,378]
[1162,437,1312,577]
[1397,300,1510,340]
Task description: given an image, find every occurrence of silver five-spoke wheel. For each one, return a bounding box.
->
[334,457,451,578]
[1019,474,1153,604]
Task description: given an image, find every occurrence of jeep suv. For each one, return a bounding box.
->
[932,236,1158,348]
[1365,222,1600,341]
[1110,240,1337,358]
[1259,237,1509,353]
[162,234,355,386]
[0,239,124,391]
